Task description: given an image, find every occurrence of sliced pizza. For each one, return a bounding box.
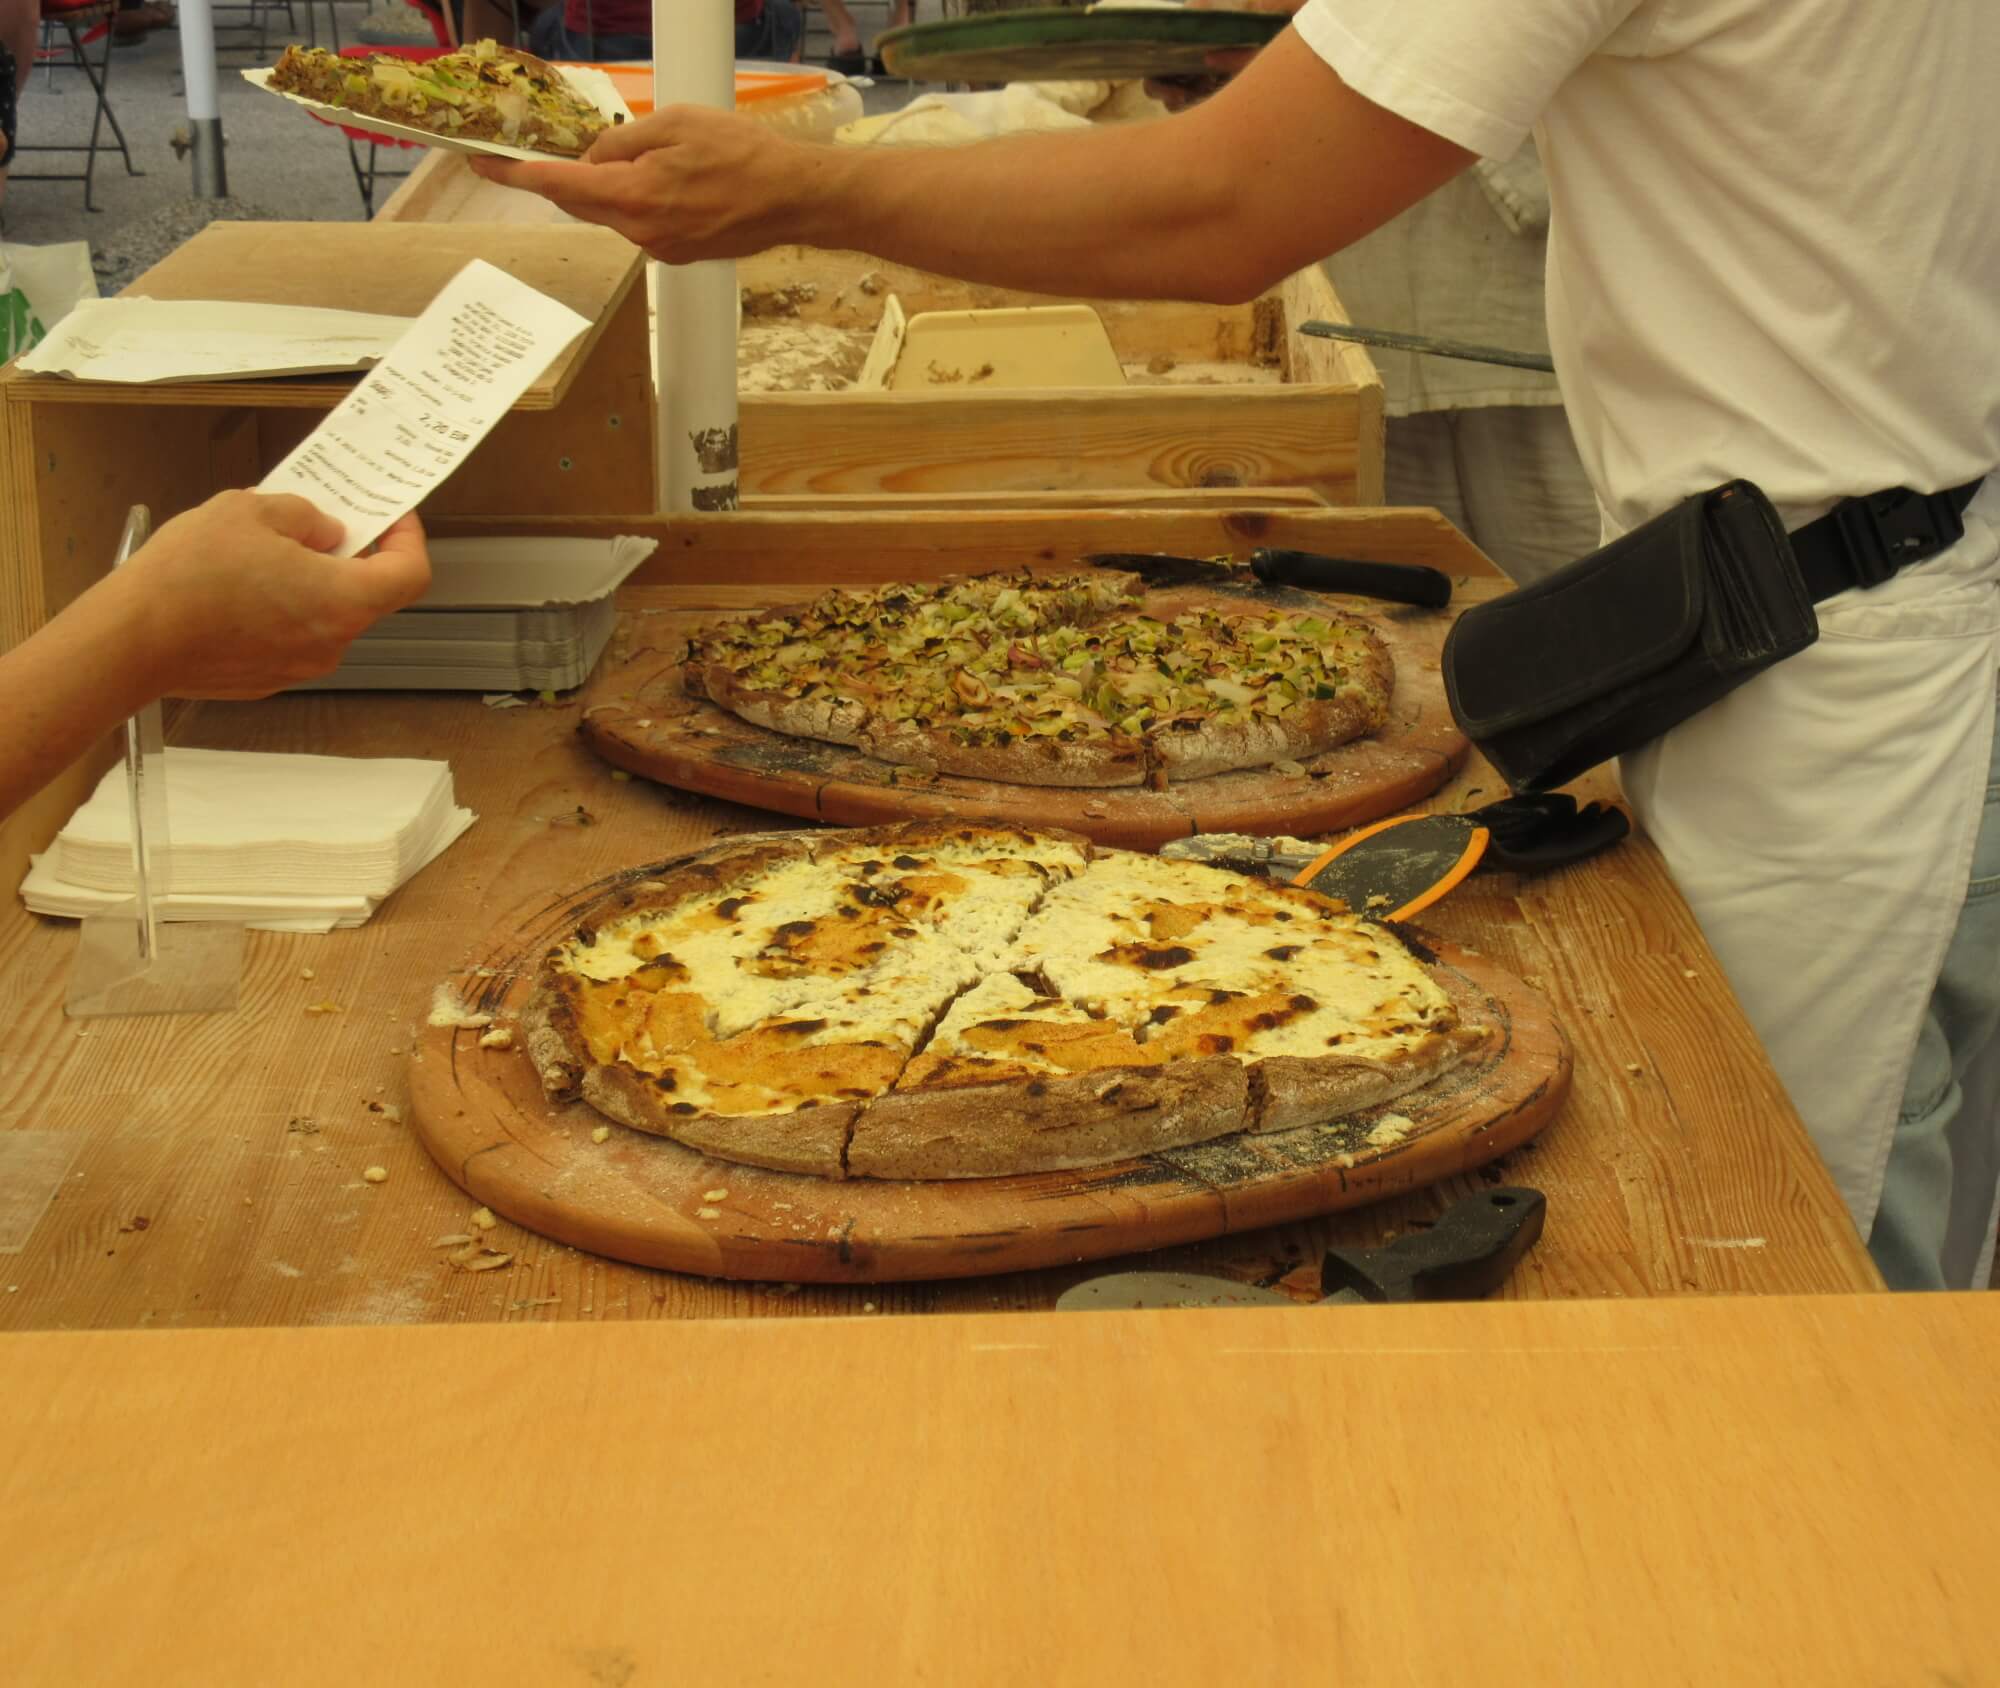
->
[682,570,1393,789]
[269,39,614,156]
[524,823,1487,1181]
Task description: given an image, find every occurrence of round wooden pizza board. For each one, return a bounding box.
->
[579,583,1469,850]
[408,851,1571,1284]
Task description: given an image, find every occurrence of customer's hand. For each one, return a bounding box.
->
[111,491,431,699]
[471,107,826,264]
[1145,0,1302,113]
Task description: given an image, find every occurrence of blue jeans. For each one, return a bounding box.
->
[527,0,801,63]
[1870,694,2000,1289]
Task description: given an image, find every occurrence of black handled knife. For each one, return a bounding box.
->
[1084,547,1453,609]
[1055,1188,1546,1310]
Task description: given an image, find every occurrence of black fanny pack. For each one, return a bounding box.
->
[1442,477,1986,793]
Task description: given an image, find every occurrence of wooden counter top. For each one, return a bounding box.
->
[0,510,1880,1328]
[3,1292,1992,1683]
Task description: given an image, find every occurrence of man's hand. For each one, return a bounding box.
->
[1146,0,1303,113]
[471,107,838,264]
[113,492,432,699]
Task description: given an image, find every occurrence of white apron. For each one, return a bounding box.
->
[1619,481,2000,1275]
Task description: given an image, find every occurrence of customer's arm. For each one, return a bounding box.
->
[0,493,430,821]
[474,29,1472,304]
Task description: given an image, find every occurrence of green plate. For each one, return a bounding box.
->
[877,8,1287,85]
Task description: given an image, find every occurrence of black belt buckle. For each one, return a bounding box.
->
[1830,487,1968,588]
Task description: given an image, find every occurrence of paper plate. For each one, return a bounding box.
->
[876,6,1285,84]
[242,63,632,163]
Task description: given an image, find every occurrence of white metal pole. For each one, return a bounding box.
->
[652,1,738,512]
[177,0,227,199]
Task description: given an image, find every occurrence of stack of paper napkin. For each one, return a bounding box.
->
[20,749,476,932]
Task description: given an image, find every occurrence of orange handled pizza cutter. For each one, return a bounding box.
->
[1163,794,1629,918]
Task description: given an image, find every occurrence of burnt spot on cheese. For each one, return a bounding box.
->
[1148,1005,1180,1025]
[1098,941,1196,971]
[1199,1034,1236,1055]
[1290,995,1318,1013]
[774,919,817,939]
[671,1101,699,1114]
[857,860,884,877]
[891,854,923,870]
[852,882,907,909]
[1272,911,1294,923]
[1083,1004,1109,1021]
[652,1072,678,1091]
[775,1019,829,1037]
[1325,1033,1346,1047]
[1208,988,1244,1004]
[574,924,597,946]
[715,896,750,920]
[978,1018,1024,1032]
[1264,945,1302,962]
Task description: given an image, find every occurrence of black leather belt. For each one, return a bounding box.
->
[1791,477,1987,602]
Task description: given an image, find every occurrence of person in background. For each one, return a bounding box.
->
[0,0,32,209]
[528,0,803,64]
[814,0,912,75]
[0,495,431,823]
[477,0,2000,1290]
[1150,2,1593,584]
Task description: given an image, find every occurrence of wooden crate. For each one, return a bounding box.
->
[735,246,1383,506]
[0,220,652,896]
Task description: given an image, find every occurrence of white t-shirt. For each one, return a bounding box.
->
[1296,0,2000,535]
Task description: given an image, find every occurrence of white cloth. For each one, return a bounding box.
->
[1383,408,1600,584]
[1322,155,1561,419]
[1621,484,2000,1253]
[1297,0,2000,1265]
[1296,0,2000,534]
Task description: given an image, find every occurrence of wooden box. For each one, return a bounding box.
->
[0,220,654,663]
[735,246,1384,508]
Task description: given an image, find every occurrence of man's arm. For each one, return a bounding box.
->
[0,494,430,822]
[474,30,1473,304]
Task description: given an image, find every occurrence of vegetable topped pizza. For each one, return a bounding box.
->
[682,569,1395,788]
[268,38,615,155]
[523,822,1486,1180]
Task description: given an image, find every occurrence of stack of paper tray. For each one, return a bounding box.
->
[299,535,657,692]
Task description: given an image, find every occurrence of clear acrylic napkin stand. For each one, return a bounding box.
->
[64,506,246,1019]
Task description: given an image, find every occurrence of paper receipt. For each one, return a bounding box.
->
[258,258,591,557]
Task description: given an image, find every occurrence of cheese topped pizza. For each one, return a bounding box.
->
[681,570,1394,789]
[524,822,1485,1180]
[269,39,614,156]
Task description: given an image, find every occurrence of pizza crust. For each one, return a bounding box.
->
[849,1056,1248,1180]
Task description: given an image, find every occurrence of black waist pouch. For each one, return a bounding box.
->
[1441,480,1816,793]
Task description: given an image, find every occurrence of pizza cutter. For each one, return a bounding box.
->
[1162,792,1630,922]
[1083,547,1455,609]
[1055,1187,1545,1310]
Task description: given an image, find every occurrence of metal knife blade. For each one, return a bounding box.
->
[1083,548,1452,609]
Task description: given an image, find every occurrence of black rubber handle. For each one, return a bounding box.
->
[1250,549,1454,609]
[1319,1188,1546,1303]
[1470,793,1631,874]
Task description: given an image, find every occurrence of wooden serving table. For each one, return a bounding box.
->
[4,1293,1993,1682]
[0,508,1880,1331]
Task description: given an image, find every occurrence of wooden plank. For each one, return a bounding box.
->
[742,486,1330,513]
[3,1294,1994,1684]
[23,223,643,411]
[0,539,1879,1329]
[1282,262,1386,502]
[431,505,1505,584]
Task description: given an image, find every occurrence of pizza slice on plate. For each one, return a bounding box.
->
[268,39,614,155]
